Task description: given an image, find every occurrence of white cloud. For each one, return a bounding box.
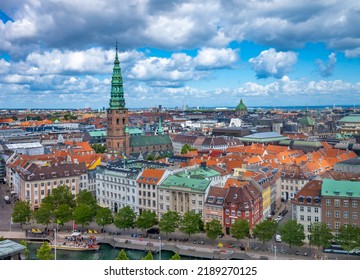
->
[249,48,298,79]
[345,47,360,58]
[316,53,336,77]
[194,47,239,69]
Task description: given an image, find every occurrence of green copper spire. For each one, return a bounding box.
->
[109,42,126,109]
[157,117,163,135]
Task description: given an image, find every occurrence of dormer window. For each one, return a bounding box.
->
[52,172,56,178]
[299,196,304,203]
[64,171,69,176]
[306,196,312,203]
[40,173,45,179]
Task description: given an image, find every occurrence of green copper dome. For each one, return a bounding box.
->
[235,99,247,111]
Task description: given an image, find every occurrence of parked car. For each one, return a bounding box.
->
[274,215,283,222]
[281,209,288,216]
[275,234,282,242]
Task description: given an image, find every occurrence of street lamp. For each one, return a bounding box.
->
[274,245,277,260]
[54,228,57,260]
[159,236,161,260]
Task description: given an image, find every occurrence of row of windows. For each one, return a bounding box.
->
[299,206,319,213]
[138,183,156,190]
[300,215,320,222]
[225,209,250,217]
[326,222,358,230]
[97,176,134,185]
[27,179,76,188]
[139,191,156,198]
[325,199,358,208]
[205,215,223,221]
[99,183,135,193]
[281,185,299,192]
[139,199,156,208]
[325,210,358,219]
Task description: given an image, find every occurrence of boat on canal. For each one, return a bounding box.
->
[49,232,100,251]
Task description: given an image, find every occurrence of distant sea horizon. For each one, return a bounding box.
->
[0,104,358,111]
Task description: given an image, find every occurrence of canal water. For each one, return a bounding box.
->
[26,242,203,260]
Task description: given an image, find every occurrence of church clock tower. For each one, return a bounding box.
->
[106,44,130,156]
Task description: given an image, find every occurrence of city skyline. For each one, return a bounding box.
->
[1,1,360,109]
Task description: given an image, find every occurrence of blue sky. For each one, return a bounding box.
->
[0,0,360,109]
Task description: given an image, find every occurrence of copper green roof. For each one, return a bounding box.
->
[89,130,107,137]
[338,114,360,123]
[89,128,143,137]
[130,135,172,147]
[299,116,315,126]
[0,240,26,259]
[235,99,247,111]
[321,179,360,198]
[176,167,220,179]
[160,175,211,192]
[239,132,288,143]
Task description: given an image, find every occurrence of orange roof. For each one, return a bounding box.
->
[266,145,288,154]
[226,146,246,153]
[225,160,244,172]
[224,178,248,189]
[137,169,166,184]
[0,118,14,123]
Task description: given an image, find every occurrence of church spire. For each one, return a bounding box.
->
[109,42,125,109]
[157,116,163,135]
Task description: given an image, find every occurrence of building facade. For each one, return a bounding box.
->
[292,180,322,242]
[321,178,360,235]
[16,163,87,210]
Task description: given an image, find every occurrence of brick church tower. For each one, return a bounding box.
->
[106,44,130,156]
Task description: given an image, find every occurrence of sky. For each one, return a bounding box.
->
[1,0,360,109]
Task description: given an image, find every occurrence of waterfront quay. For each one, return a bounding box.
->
[1,229,353,260]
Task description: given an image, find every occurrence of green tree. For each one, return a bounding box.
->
[96,207,113,233]
[141,250,154,260]
[146,154,155,161]
[230,219,250,241]
[181,144,196,154]
[114,206,136,231]
[337,225,360,253]
[309,223,333,250]
[91,144,107,154]
[253,220,278,243]
[12,200,31,229]
[33,204,52,227]
[205,219,223,240]
[136,210,158,231]
[280,220,305,248]
[53,204,73,226]
[181,144,191,154]
[20,240,29,260]
[76,190,97,209]
[73,204,94,228]
[115,249,130,260]
[159,211,180,236]
[179,211,202,237]
[36,242,54,260]
[42,185,75,211]
[170,253,181,260]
